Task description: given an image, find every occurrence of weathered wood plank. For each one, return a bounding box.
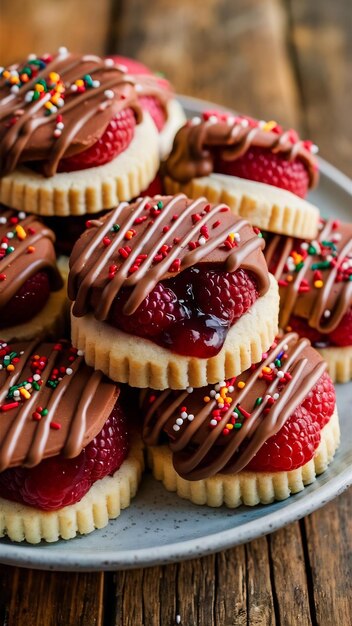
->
[0,0,111,67]
[287,0,352,175]
[214,546,247,626]
[268,523,312,625]
[108,0,300,129]
[0,567,104,626]
[246,537,276,625]
[303,488,352,626]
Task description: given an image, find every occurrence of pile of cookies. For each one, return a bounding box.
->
[0,48,348,544]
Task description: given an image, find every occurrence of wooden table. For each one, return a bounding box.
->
[0,1,351,624]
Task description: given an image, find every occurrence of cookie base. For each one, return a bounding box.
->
[164,173,320,239]
[71,274,279,390]
[317,345,352,383]
[159,99,187,159]
[0,279,68,342]
[147,407,340,508]
[0,113,160,216]
[0,436,144,543]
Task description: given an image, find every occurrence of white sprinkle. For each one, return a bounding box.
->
[219,381,226,388]
[273,393,280,400]
[25,91,34,102]
[188,414,194,421]
[311,144,319,154]
[53,129,62,138]
[180,411,188,419]
[217,403,224,409]
[228,385,234,393]
[269,363,276,370]
[33,374,41,381]
[323,310,331,318]
[71,84,78,92]
[258,120,266,128]
[277,371,284,379]
[186,387,193,394]
[210,419,217,427]
[135,84,143,93]
[0,217,7,224]
[240,118,249,128]
[300,242,309,250]
[176,417,183,426]
[66,367,73,375]
[6,232,14,239]
[13,390,20,397]
[92,80,100,88]
[215,393,220,400]
[209,390,216,397]
[58,46,68,56]
[226,116,236,125]
[198,236,206,246]
[57,98,65,107]
[104,89,114,99]
[332,233,341,242]
[11,85,19,94]
[1,243,8,249]
[104,58,114,67]
[56,122,64,130]
[18,211,26,219]
[77,350,84,356]
[191,116,202,125]
[27,53,37,61]
[176,615,181,624]
[25,383,32,391]
[208,115,218,124]
[173,424,180,432]
[214,384,221,392]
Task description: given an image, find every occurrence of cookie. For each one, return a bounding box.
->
[163,112,320,238]
[141,332,339,505]
[68,194,278,388]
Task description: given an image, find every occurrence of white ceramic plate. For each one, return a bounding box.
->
[0,96,351,571]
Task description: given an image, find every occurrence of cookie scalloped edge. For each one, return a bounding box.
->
[316,345,352,383]
[70,274,279,390]
[164,173,320,239]
[147,407,340,508]
[158,99,187,159]
[0,113,160,217]
[0,434,144,543]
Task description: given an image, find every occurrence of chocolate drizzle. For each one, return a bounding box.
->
[164,114,319,188]
[0,50,142,176]
[264,220,352,333]
[142,333,328,480]
[68,194,270,319]
[0,340,119,470]
[0,207,63,310]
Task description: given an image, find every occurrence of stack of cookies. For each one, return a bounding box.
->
[0,48,346,544]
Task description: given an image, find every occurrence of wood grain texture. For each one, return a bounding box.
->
[0,566,104,626]
[287,0,352,174]
[108,0,300,129]
[0,0,110,66]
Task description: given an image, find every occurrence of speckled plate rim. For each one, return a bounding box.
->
[0,95,351,571]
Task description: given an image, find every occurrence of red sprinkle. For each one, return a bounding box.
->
[103,237,111,247]
[212,220,221,229]
[50,422,61,430]
[192,213,202,224]
[0,273,6,281]
[0,402,19,412]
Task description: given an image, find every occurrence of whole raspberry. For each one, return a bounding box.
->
[215,146,310,198]
[58,108,136,172]
[329,308,352,347]
[139,95,166,132]
[0,271,50,328]
[246,373,335,472]
[109,283,185,337]
[288,315,326,345]
[0,403,129,511]
[193,268,258,323]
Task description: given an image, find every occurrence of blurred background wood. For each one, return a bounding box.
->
[0,0,351,624]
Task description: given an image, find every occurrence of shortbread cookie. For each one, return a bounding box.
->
[110,55,186,157]
[0,436,144,543]
[147,409,339,507]
[0,207,64,337]
[265,219,352,382]
[0,339,144,542]
[68,194,278,388]
[0,48,160,215]
[142,332,340,506]
[163,112,320,238]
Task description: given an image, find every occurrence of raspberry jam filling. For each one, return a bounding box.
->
[0,403,129,511]
[0,271,51,328]
[288,310,352,348]
[105,265,259,358]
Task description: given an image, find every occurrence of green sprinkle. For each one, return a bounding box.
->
[234,407,242,418]
[6,246,15,255]
[32,382,40,391]
[257,232,263,238]
[157,201,163,209]
[234,423,242,429]
[41,408,49,416]
[275,359,281,367]
[295,261,304,272]
[112,224,120,232]
[255,397,263,407]
[311,261,331,270]
[308,246,316,255]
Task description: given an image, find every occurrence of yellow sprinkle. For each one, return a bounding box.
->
[75,79,84,87]
[228,232,235,242]
[15,225,26,240]
[6,364,15,372]
[203,396,210,403]
[262,366,271,374]
[35,83,45,93]
[224,397,232,404]
[3,70,10,79]
[220,387,228,398]
[314,280,323,288]
[237,381,245,389]
[262,120,277,132]
[44,101,53,109]
[49,72,60,82]
[27,245,35,253]
[226,424,234,430]
[287,275,294,282]
[291,252,303,264]
[20,388,31,400]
